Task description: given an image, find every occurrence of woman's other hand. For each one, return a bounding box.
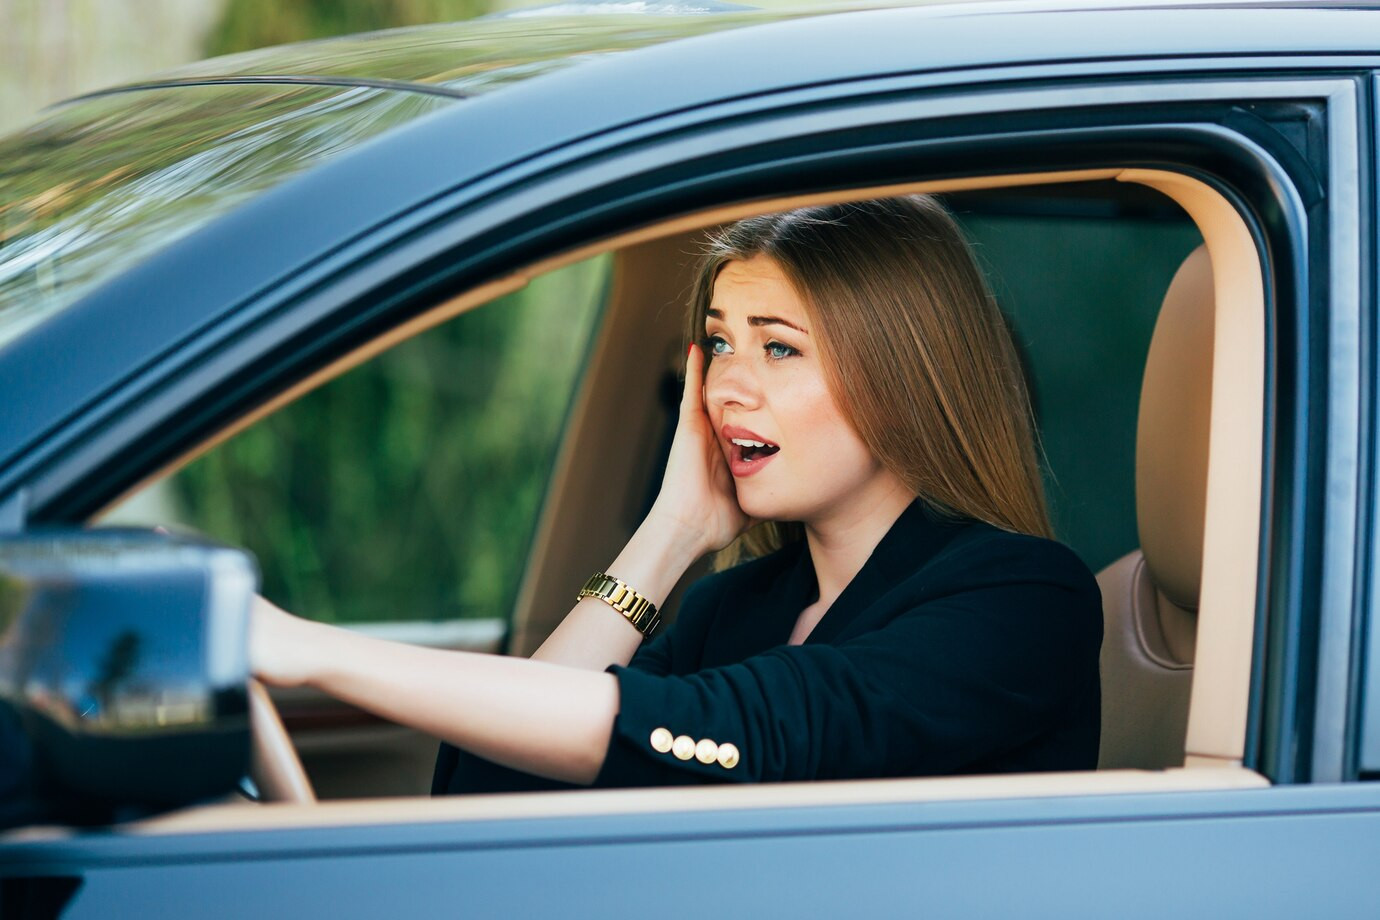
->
[648,343,749,554]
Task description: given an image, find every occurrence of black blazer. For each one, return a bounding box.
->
[433,498,1102,795]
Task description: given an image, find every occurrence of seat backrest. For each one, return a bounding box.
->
[1096,244,1214,769]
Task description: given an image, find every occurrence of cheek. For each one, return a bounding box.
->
[782,372,843,436]
[785,376,874,472]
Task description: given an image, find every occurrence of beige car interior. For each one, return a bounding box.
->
[1097,244,1209,770]
[26,167,1268,839]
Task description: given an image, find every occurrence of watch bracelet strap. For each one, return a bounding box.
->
[577,572,660,635]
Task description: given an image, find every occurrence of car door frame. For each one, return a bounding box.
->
[10,65,1367,773]
[1355,70,1380,780]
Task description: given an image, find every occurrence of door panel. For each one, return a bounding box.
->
[10,785,1379,918]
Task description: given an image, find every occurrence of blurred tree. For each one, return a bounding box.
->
[169,257,609,625]
[0,0,222,135]
[205,0,493,56]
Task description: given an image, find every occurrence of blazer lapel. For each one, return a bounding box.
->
[699,499,971,664]
[698,538,817,668]
[802,498,969,646]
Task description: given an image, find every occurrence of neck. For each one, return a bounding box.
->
[803,480,915,608]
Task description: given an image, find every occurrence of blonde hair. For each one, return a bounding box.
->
[688,195,1051,568]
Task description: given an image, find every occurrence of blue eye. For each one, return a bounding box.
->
[765,341,800,360]
[706,335,733,357]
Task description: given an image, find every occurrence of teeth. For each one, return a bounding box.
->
[731,438,769,448]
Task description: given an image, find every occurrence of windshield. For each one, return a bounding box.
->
[0,84,455,348]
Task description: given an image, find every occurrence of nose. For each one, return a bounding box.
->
[704,354,763,412]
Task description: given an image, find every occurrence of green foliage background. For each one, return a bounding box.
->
[171,259,608,625]
[203,0,493,57]
[164,1,608,626]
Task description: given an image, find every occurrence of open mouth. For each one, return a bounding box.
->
[731,437,781,463]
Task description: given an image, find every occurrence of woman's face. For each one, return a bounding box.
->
[703,255,899,525]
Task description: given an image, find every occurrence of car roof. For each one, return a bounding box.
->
[0,0,1377,512]
[55,0,1380,101]
[62,5,782,104]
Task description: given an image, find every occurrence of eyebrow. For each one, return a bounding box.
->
[705,308,809,335]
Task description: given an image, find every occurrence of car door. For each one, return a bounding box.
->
[4,7,1380,917]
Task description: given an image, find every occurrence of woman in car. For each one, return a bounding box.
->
[253,194,1103,791]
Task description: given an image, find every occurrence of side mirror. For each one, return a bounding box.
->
[0,529,254,828]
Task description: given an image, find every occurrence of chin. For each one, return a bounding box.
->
[731,486,779,522]
[734,485,812,524]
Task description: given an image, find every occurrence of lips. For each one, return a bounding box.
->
[721,424,780,478]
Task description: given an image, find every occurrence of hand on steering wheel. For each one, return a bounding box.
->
[247,678,316,804]
[150,526,316,804]
[245,592,318,803]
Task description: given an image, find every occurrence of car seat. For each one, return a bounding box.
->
[1096,244,1213,769]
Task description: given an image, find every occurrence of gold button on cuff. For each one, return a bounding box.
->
[695,739,719,764]
[649,727,673,754]
[716,743,740,769]
[671,735,696,761]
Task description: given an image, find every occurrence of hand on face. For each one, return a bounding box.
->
[648,342,751,555]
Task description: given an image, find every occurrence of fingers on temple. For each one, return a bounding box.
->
[683,344,703,412]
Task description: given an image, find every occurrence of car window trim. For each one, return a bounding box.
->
[92,162,1271,796]
[1355,72,1380,778]
[1306,71,1365,782]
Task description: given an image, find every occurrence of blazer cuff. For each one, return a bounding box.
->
[592,663,746,787]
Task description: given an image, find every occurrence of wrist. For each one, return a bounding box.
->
[291,616,347,691]
[602,512,705,608]
[267,612,338,689]
[641,505,711,568]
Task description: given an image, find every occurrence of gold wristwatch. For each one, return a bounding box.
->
[577,572,660,636]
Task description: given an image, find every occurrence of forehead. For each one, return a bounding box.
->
[708,256,807,321]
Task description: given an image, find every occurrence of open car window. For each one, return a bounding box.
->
[96,167,1264,810]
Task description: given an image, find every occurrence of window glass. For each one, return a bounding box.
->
[106,255,608,627]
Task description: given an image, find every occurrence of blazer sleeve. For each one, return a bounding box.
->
[591,539,1102,787]
[431,574,726,796]
[618,613,675,676]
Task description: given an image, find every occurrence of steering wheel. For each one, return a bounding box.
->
[247,678,317,804]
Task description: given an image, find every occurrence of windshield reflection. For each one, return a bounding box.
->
[0,84,453,347]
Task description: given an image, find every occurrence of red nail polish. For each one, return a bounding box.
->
[687,343,694,356]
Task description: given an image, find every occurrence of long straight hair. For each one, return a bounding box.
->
[688,195,1052,566]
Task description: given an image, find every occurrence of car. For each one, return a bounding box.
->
[2,0,1379,915]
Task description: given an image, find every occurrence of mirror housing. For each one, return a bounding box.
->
[0,529,254,827]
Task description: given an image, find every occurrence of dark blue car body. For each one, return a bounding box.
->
[2,1,1379,915]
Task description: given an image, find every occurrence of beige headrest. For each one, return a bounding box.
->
[1136,245,1214,612]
